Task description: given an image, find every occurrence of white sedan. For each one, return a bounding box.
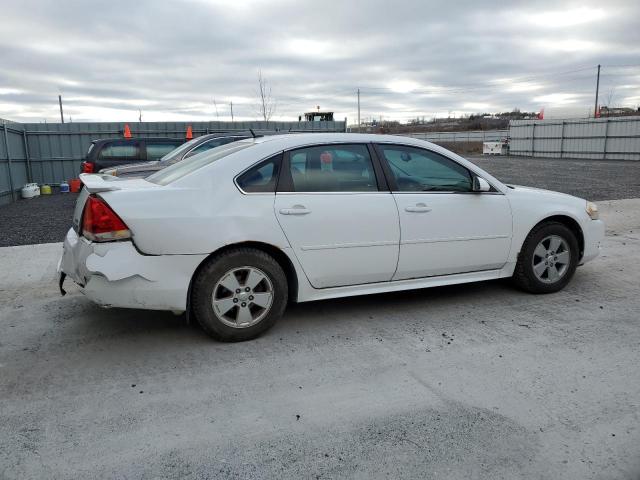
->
[59,133,604,341]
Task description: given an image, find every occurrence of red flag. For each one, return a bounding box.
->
[537,108,544,120]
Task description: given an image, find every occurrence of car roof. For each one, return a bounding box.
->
[244,132,438,149]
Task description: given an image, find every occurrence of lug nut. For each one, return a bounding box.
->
[233,298,238,303]
[249,295,254,301]
[235,289,241,294]
[245,287,250,292]
[241,302,247,307]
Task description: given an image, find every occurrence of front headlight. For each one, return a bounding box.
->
[586,201,599,220]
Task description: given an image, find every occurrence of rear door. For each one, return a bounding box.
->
[273,143,400,289]
[95,141,141,169]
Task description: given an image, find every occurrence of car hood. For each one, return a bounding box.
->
[506,184,587,203]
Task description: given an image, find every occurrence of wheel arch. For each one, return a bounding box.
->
[187,241,299,312]
[529,215,585,259]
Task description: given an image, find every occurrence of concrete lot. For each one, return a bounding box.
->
[1,200,639,479]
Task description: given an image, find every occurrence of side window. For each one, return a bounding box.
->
[287,144,377,192]
[146,143,179,161]
[237,153,282,193]
[377,145,472,192]
[98,142,139,159]
[185,137,237,159]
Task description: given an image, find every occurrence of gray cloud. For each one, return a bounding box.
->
[0,0,638,123]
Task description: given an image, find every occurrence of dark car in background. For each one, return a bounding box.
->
[80,137,185,174]
[99,133,255,177]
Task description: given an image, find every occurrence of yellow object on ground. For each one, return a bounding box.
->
[40,185,52,195]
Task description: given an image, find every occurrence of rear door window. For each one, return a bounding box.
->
[285,144,378,192]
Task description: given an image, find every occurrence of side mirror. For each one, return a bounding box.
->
[473,176,491,192]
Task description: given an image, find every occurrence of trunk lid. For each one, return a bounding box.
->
[72,174,158,233]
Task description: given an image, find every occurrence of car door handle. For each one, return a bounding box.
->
[405,203,432,213]
[279,205,311,215]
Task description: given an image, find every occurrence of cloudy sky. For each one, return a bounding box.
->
[0,0,639,124]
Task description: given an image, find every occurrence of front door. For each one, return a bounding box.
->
[275,143,400,289]
[375,143,512,280]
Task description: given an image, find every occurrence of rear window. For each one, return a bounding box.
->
[146,141,254,185]
[99,143,139,159]
[146,143,178,160]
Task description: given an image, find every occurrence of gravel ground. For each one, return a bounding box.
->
[467,155,640,201]
[1,155,639,247]
[1,199,639,479]
[0,193,78,247]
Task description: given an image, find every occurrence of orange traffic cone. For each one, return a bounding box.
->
[186,125,193,140]
[123,124,132,138]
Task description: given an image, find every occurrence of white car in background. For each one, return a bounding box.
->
[58,133,604,341]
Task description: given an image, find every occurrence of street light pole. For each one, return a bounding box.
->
[357,88,360,133]
[594,64,601,118]
[58,95,64,123]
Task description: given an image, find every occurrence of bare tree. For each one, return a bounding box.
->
[256,70,276,121]
[604,88,617,108]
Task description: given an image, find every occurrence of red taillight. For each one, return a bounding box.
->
[81,161,94,173]
[82,196,131,242]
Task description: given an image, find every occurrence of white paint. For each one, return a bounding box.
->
[58,133,605,312]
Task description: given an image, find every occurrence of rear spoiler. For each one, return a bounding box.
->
[79,173,158,193]
[79,173,124,192]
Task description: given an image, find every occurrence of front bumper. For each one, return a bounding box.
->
[580,219,605,264]
[58,228,207,312]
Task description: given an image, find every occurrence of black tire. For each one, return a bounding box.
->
[512,221,579,294]
[192,248,288,342]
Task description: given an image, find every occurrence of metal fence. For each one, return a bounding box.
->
[0,119,28,205]
[0,119,346,205]
[401,129,508,143]
[509,117,640,160]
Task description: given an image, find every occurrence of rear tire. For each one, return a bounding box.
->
[192,248,288,342]
[512,221,579,294]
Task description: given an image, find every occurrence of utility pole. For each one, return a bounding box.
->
[58,95,64,123]
[357,88,360,133]
[230,101,234,122]
[594,64,601,118]
[213,98,219,119]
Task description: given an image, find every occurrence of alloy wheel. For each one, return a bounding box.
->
[532,235,571,283]
[212,267,274,328]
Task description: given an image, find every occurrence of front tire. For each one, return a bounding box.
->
[192,248,288,341]
[512,222,579,294]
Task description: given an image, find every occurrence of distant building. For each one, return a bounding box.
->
[598,106,640,118]
[301,111,334,121]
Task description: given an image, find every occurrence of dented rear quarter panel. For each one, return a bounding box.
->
[99,143,292,256]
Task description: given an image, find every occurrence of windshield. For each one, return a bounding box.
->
[158,136,202,162]
[146,141,254,185]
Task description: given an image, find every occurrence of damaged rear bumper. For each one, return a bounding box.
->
[57,228,207,312]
